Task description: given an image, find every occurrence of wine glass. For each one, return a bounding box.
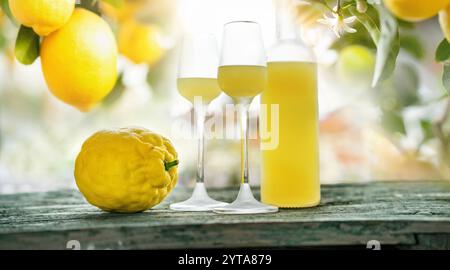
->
[214,21,278,214]
[170,34,228,211]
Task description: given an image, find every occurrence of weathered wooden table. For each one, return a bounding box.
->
[0,181,449,250]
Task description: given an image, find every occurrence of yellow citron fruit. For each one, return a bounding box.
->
[439,5,450,43]
[8,0,75,36]
[118,19,165,65]
[40,8,118,112]
[75,127,179,213]
[383,0,450,22]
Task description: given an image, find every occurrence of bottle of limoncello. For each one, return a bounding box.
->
[260,0,321,208]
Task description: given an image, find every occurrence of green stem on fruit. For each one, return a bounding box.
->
[165,160,179,171]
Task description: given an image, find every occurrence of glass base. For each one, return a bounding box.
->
[170,183,228,212]
[212,183,278,214]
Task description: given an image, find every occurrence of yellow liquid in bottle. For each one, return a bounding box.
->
[218,65,266,98]
[177,77,222,103]
[261,61,320,208]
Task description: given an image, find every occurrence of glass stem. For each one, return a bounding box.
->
[239,102,251,184]
[195,104,206,184]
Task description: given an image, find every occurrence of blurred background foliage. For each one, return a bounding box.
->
[0,0,449,194]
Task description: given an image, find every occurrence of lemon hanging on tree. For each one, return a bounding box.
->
[40,8,118,112]
[383,0,450,22]
[8,0,75,36]
[337,45,375,86]
[118,18,165,65]
[75,127,179,213]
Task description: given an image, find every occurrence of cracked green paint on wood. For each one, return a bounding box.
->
[0,181,449,249]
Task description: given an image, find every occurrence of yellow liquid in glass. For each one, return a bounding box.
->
[177,78,222,103]
[261,61,320,208]
[218,65,266,98]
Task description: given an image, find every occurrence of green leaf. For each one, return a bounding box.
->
[348,6,380,43]
[420,120,434,142]
[442,62,450,95]
[349,5,400,87]
[0,0,17,24]
[371,5,400,88]
[435,39,450,62]
[400,35,424,60]
[14,25,40,65]
[381,110,406,135]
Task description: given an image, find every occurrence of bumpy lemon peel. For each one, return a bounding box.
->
[75,127,179,213]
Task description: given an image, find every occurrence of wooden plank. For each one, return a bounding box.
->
[0,181,449,249]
